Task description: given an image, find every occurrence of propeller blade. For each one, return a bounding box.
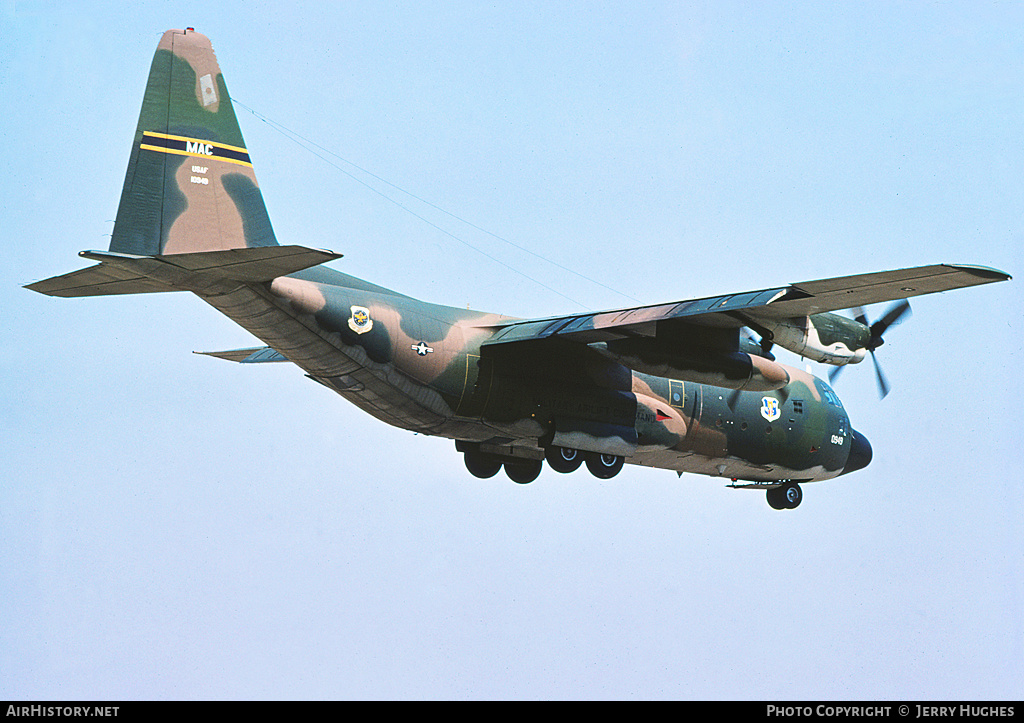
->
[871,351,891,399]
[828,364,844,384]
[871,300,912,341]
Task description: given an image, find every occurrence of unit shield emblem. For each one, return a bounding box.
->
[760,396,781,422]
[348,305,373,334]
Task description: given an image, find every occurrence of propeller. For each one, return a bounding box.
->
[828,299,912,399]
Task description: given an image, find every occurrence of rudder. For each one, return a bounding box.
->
[110,28,277,256]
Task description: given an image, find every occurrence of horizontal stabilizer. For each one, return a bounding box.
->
[24,264,177,297]
[26,245,341,298]
[194,346,288,363]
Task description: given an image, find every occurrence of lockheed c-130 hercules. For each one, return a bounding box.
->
[26,29,1011,509]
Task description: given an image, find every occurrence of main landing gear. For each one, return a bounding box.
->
[766,482,803,510]
[463,447,545,484]
[548,445,624,479]
[461,443,624,484]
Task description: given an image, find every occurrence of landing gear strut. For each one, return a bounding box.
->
[766,482,802,510]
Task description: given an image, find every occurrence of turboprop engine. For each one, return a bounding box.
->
[749,312,871,365]
[743,301,912,398]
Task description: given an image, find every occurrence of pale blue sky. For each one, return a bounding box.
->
[3,1,1022,699]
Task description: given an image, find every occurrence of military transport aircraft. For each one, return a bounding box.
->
[26,29,1010,509]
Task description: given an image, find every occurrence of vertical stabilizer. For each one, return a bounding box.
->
[110,28,278,256]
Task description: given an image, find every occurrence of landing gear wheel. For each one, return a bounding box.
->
[545,446,583,473]
[585,452,624,479]
[505,459,543,484]
[464,450,502,479]
[767,483,802,509]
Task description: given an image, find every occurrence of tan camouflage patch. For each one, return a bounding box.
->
[163,162,259,253]
[269,277,327,314]
[159,29,223,113]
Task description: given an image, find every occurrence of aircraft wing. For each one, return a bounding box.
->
[481,264,1010,346]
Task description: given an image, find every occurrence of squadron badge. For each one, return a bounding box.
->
[348,305,373,334]
[760,396,781,422]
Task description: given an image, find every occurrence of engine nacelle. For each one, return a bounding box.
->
[751,312,870,366]
[596,338,790,391]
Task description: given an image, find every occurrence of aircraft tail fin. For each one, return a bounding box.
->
[110,28,277,256]
[25,30,344,300]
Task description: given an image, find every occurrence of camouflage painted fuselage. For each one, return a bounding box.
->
[227,264,855,485]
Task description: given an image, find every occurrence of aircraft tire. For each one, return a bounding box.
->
[766,486,787,510]
[585,453,624,479]
[545,446,583,474]
[505,459,543,484]
[767,483,802,509]
[464,450,502,479]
